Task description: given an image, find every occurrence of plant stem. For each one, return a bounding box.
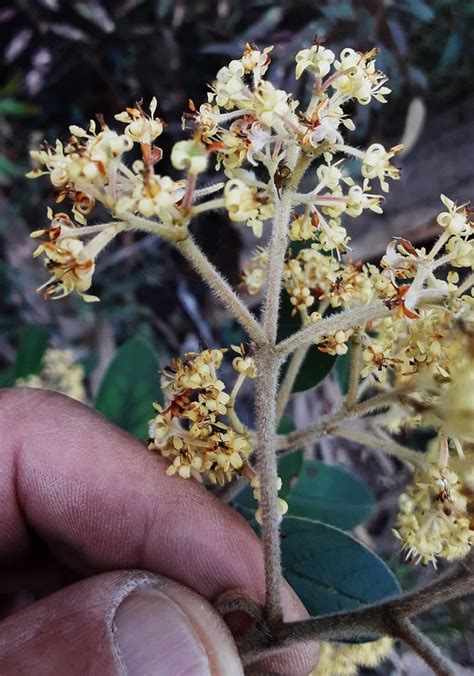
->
[123,212,187,241]
[277,390,400,452]
[175,237,266,345]
[252,153,314,626]
[191,197,225,215]
[275,346,308,423]
[240,551,474,665]
[276,300,390,358]
[331,425,425,468]
[394,619,457,676]
[261,188,294,343]
[457,271,474,296]
[254,346,284,626]
[345,331,362,410]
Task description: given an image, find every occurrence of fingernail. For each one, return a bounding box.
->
[114,588,211,676]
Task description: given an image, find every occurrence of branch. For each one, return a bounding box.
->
[240,550,474,663]
[261,187,294,343]
[394,619,458,676]
[345,331,362,410]
[275,346,308,423]
[122,212,187,241]
[276,301,390,359]
[277,390,400,452]
[253,156,314,625]
[254,346,284,626]
[175,237,266,345]
[331,425,425,468]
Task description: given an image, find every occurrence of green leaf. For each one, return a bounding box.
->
[438,32,462,72]
[279,449,304,499]
[0,98,40,117]
[281,517,400,617]
[95,337,162,440]
[0,366,16,388]
[15,325,49,379]
[334,346,351,395]
[286,461,374,529]
[0,154,23,180]
[277,416,303,497]
[278,293,336,393]
[400,0,434,23]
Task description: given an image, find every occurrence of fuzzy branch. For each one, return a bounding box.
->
[275,345,308,422]
[277,390,401,452]
[394,619,458,676]
[240,550,474,671]
[175,237,266,345]
[276,300,390,358]
[253,347,284,626]
[331,425,425,467]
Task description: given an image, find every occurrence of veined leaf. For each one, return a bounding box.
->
[15,325,49,379]
[286,461,374,529]
[95,337,163,440]
[281,517,400,619]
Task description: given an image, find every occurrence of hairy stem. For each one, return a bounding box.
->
[331,425,425,468]
[277,390,401,452]
[261,188,294,343]
[175,237,266,345]
[240,551,474,662]
[254,346,284,626]
[457,271,474,296]
[123,212,188,241]
[253,154,314,625]
[275,346,308,422]
[394,619,457,676]
[276,300,390,358]
[345,331,362,410]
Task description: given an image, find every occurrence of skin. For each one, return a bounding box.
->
[0,388,317,675]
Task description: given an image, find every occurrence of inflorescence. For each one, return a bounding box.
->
[28,42,473,566]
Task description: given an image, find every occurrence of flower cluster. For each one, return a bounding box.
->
[148,347,255,485]
[279,196,473,374]
[394,464,472,566]
[26,42,474,571]
[16,348,86,402]
[31,210,119,301]
[28,42,401,301]
[311,637,393,676]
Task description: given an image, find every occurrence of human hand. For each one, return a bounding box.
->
[0,388,317,675]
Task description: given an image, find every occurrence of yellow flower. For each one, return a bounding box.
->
[241,247,269,295]
[252,80,290,128]
[32,223,118,301]
[437,194,472,236]
[332,48,391,105]
[394,464,472,566]
[148,348,253,486]
[311,638,393,675]
[17,349,86,402]
[115,97,164,144]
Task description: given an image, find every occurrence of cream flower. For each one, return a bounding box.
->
[295,45,335,80]
[171,139,208,175]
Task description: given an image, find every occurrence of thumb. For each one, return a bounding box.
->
[0,570,243,676]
